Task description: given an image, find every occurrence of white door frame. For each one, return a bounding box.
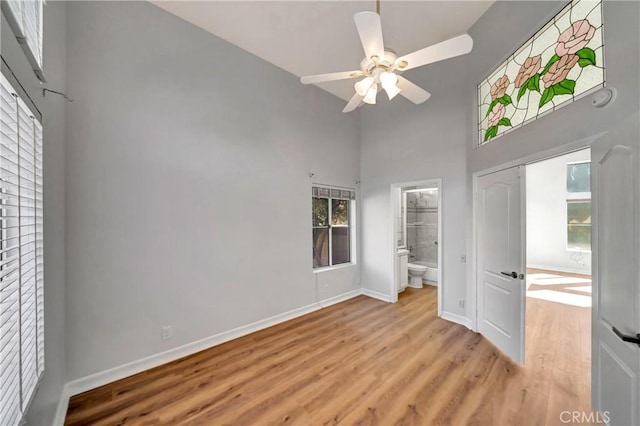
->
[471,132,604,331]
[389,178,443,316]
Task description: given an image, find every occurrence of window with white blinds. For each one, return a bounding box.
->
[0,74,44,426]
[1,0,45,81]
[312,186,355,269]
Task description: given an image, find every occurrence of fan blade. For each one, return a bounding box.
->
[395,34,473,71]
[397,77,431,104]
[354,11,385,61]
[343,93,364,113]
[301,71,363,85]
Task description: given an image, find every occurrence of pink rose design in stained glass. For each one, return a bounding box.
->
[488,103,506,128]
[556,20,596,56]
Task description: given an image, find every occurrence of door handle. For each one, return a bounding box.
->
[612,326,640,347]
[501,271,518,279]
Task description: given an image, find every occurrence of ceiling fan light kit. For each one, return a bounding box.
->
[379,70,400,100]
[384,84,402,101]
[300,5,474,113]
[354,76,374,96]
[363,83,378,105]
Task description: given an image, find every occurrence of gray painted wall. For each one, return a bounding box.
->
[360,93,468,314]
[64,1,360,381]
[526,149,592,275]
[360,1,639,319]
[1,2,67,425]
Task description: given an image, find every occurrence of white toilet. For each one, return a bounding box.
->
[407,263,428,288]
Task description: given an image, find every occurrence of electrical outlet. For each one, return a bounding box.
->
[458,299,465,308]
[460,254,466,263]
[161,326,173,340]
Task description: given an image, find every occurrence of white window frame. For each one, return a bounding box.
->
[1,0,46,82]
[312,186,356,271]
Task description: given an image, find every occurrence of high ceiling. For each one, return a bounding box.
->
[151,1,494,101]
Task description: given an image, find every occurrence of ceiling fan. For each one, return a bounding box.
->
[300,3,474,113]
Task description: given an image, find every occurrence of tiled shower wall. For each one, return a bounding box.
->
[406,191,438,266]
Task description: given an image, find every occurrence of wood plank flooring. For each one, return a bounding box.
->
[66,284,594,425]
[525,268,592,426]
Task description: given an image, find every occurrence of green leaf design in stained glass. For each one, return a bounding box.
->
[576,48,596,67]
[552,79,576,96]
[477,0,604,145]
[528,74,541,92]
[539,87,555,107]
[541,54,560,76]
[499,94,513,106]
[517,85,528,102]
[484,126,498,141]
[498,117,512,127]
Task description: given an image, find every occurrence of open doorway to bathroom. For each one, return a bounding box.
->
[391,179,442,313]
[525,148,592,417]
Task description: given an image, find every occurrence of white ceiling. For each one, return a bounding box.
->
[151,1,494,101]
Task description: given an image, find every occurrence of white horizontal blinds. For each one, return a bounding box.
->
[0,74,44,425]
[22,1,43,67]
[5,1,24,28]
[4,0,44,67]
[18,96,38,410]
[312,186,355,200]
[34,119,43,377]
[0,75,22,426]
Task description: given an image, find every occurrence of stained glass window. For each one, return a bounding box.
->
[478,0,604,145]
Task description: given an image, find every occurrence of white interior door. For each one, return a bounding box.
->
[591,113,640,426]
[476,166,526,363]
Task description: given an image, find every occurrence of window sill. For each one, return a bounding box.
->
[313,263,356,273]
[567,248,592,254]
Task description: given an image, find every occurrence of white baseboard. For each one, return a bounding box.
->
[440,311,473,330]
[53,386,71,426]
[54,289,364,424]
[362,288,392,303]
[64,303,321,396]
[318,288,362,308]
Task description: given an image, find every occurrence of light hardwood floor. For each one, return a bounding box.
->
[65,284,593,425]
[525,268,592,426]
